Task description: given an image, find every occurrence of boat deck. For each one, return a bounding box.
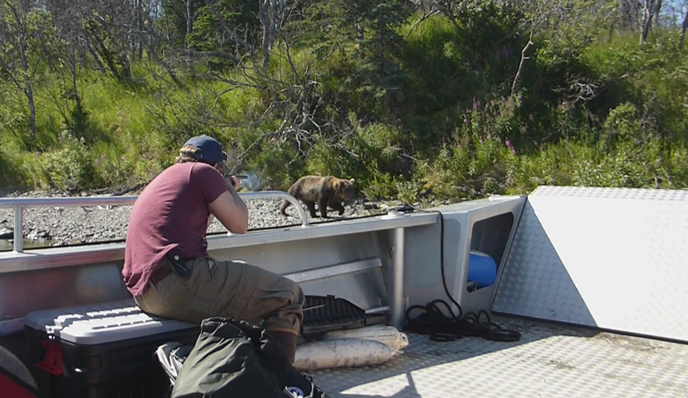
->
[311,315,688,398]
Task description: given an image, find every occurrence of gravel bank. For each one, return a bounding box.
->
[0,190,397,251]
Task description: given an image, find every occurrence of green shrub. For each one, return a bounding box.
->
[601,102,643,145]
[395,179,422,204]
[36,132,95,190]
[362,173,397,200]
[413,130,515,201]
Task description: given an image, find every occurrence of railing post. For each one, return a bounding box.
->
[388,226,405,330]
[13,205,23,253]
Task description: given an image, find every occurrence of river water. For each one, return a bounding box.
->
[0,239,53,252]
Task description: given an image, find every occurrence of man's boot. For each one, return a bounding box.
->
[269,330,298,364]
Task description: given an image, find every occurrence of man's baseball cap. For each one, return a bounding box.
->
[182,135,227,165]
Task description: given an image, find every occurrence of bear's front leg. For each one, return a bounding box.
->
[329,201,345,216]
[305,201,318,218]
[319,198,329,218]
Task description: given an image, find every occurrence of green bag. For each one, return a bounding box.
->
[171,317,328,398]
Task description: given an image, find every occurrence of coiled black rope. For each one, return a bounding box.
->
[398,207,521,343]
[405,299,521,342]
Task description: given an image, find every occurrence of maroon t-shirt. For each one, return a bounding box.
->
[123,162,228,296]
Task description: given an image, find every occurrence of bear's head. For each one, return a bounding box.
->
[334,178,355,198]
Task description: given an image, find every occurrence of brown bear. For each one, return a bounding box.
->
[279,175,355,218]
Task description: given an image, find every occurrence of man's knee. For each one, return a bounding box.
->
[272,276,304,322]
[291,279,305,307]
[270,272,304,307]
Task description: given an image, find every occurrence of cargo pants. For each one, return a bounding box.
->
[135,257,305,335]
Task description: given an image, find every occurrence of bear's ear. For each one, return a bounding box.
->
[349,178,355,184]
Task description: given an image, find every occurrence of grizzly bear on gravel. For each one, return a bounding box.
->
[279,176,355,218]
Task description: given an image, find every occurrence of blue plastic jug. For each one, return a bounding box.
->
[467,251,497,288]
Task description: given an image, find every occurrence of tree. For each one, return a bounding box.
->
[187,0,260,70]
[44,0,96,138]
[259,0,287,68]
[80,0,142,83]
[320,0,412,120]
[619,0,642,32]
[509,0,547,97]
[640,0,662,46]
[680,1,688,50]
[509,0,616,97]
[0,0,50,141]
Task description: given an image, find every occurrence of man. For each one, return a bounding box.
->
[123,134,304,363]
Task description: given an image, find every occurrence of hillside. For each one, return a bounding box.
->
[1,0,688,202]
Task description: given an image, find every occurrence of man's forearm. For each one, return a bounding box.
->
[225,177,249,216]
[228,186,248,213]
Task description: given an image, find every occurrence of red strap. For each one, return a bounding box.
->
[35,340,63,376]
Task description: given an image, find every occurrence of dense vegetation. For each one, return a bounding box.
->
[1,0,688,203]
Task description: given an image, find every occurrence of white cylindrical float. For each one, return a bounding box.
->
[293,338,398,371]
[293,326,409,371]
[321,325,409,351]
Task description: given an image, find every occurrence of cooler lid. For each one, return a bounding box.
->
[24,299,197,345]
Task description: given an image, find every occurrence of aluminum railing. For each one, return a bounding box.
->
[0,191,310,253]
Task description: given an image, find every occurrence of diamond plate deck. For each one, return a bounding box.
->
[310,316,688,398]
[492,186,688,342]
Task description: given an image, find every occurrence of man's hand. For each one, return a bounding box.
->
[225,175,240,190]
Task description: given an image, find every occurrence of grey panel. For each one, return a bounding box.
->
[493,200,596,324]
[211,232,388,312]
[493,186,688,342]
[0,262,129,320]
[404,196,525,315]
